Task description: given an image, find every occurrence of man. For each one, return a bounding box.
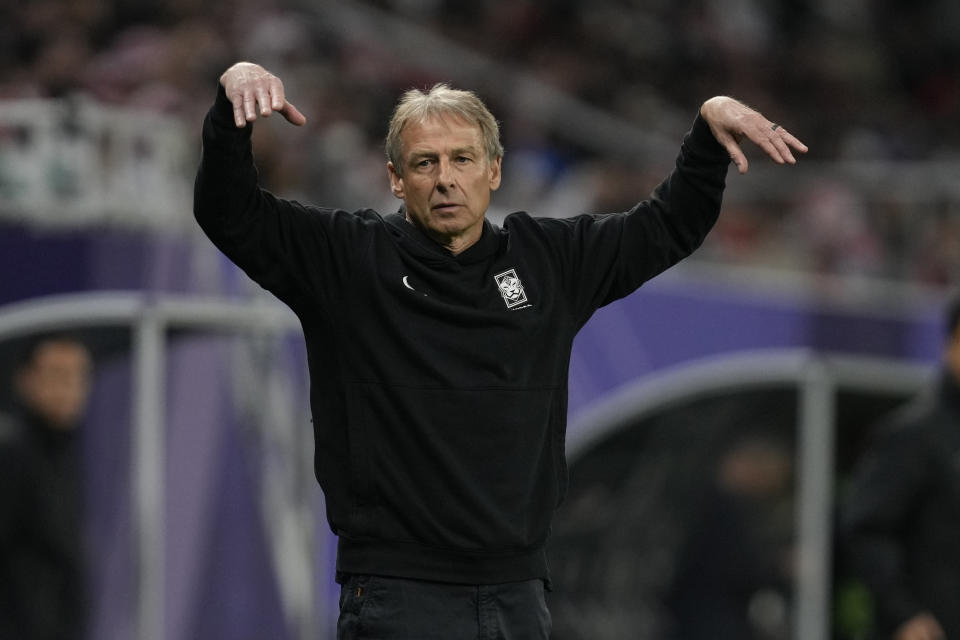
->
[840,296,960,640]
[0,334,93,640]
[194,61,806,638]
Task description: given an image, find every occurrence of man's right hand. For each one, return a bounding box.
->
[219,62,307,128]
[894,612,946,640]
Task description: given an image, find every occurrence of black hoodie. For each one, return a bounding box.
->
[194,85,730,585]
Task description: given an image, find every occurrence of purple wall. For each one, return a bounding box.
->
[568,277,943,425]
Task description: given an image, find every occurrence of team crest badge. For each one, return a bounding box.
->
[494,269,528,308]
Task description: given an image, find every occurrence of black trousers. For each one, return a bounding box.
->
[337,575,551,640]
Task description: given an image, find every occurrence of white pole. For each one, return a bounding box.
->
[793,357,835,640]
[133,305,166,640]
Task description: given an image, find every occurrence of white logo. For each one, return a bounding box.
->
[494,269,528,308]
[401,275,428,297]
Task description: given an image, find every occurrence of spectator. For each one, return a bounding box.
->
[0,333,94,640]
[839,293,960,640]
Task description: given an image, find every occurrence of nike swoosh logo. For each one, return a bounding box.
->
[402,275,429,297]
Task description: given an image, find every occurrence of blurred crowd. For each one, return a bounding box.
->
[2,0,959,285]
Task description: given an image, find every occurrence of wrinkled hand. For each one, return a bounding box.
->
[894,613,946,640]
[219,62,306,128]
[700,96,807,175]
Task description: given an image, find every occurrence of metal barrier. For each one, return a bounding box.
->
[566,350,932,640]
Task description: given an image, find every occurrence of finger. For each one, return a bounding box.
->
[751,129,789,165]
[716,133,749,174]
[269,77,285,111]
[768,126,804,164]
[768,125,809,164]
[229,93,246,128]
[769,135,794,164]
[778,127,808,154]
[280,100,307,126]
[256,87,272,117]
[243,89,257,122]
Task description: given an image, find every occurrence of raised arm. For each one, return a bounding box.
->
[546,97,807,320]
[194,62,318,304]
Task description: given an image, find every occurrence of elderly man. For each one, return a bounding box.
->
[194,61,806,639]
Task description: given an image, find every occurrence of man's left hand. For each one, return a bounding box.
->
[700,96,808,175]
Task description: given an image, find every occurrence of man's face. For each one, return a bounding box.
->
[17,340,93,430]
[388,115,501,253]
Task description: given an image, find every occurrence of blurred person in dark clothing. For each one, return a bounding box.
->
[0,334,93,640]
[840,295,960,640]
[667,432,795,640]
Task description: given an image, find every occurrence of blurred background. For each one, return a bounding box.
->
[0,0,957,639]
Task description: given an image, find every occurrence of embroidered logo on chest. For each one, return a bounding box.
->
[494,268,528,309]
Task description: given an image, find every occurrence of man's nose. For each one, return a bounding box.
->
[436,158,455,189]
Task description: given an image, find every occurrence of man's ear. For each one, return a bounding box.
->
[388,162,404,199]
[489,156,502,192]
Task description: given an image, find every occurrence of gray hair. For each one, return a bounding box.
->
[386,83,504,175]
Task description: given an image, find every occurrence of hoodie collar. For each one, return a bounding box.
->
[384,209,504,269]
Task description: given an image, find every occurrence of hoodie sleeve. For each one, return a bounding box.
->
[539,113,730,325]
[193,85,367,308]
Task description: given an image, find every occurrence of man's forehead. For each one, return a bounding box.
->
[402,114,483,148]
